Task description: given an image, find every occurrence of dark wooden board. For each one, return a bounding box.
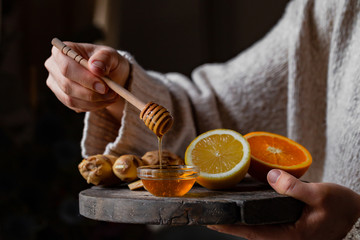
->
[79,177,303,225]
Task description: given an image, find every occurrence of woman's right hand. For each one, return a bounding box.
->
[44,41,130,119]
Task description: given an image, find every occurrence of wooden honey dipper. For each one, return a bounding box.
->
[51,38,173,137]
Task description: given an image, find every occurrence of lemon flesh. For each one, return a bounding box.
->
[185,129,250,189]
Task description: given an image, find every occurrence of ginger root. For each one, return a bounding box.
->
[112,155,143,182]
[141,150,184,166]
[78,154,120,186]
[78,150,184,188]
[128,179,143,190]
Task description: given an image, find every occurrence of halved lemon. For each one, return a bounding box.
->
[185,129,251,190]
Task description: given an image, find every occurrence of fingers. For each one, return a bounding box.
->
[208,172,360,240]
[207,224,294,240]
[46,75,119,112]
[46,57,119,112]
[207,224,262,240]
[88,48,117,76]
[45,41,128,114]
[62,42,128,82]
[46,57,116,99]
[88,47,130,86]
[48,47,108,94]
[45,45,120,112]
[267,169,318,205]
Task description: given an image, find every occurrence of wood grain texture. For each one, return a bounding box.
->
[79,177,304,225]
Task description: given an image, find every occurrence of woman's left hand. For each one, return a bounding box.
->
[207,169,360,240]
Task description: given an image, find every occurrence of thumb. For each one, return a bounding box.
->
[267,169,316,205]
[88,47,129,86]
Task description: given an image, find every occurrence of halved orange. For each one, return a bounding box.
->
[185,129,251,190]
[244,131,312,182]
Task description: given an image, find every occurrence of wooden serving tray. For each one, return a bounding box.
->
[79,177,303,225]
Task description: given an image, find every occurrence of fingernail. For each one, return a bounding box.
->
[94,82,106,94]
[268,169,281,184]
[92,60,106,72]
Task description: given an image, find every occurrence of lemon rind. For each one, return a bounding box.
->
[185,129,251,179]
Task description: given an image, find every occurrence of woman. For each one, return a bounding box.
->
[45,0,360,239]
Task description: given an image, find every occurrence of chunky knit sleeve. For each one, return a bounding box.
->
[344,218,360,240]
[81,1,296,158]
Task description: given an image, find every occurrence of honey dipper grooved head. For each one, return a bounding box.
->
[140,102,173,137]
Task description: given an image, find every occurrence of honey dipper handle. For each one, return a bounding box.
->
[51,38,146,111]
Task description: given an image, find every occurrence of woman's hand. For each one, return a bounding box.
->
[208,169,360,240]
[44,41,130,121]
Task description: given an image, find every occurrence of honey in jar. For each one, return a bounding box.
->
[137,165,199,197]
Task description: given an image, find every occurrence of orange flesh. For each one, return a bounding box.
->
[247,136,306,166]
[191,134,244,174]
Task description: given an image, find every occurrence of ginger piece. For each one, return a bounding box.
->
[141,150,184,166]
[128,179,144,190]
[78,154,120,186]
[112,155,143,182]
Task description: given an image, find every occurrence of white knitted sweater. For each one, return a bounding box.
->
[81,0,360,238]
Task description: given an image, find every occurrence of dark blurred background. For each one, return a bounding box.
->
[0,0,289,239]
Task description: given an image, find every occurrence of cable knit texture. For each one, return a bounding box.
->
[81,0,360,237]
[345,218,360,240]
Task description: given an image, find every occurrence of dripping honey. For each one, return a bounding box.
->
[137,107,199,197]
[158,136,163,169]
